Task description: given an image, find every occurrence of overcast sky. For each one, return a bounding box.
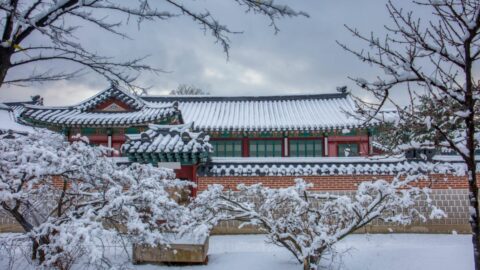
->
[0,0,435,106]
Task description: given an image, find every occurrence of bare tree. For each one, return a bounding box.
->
[169,84,209,95]
[191,178,444,270]
[338,0,480,268]
[0,129,191,269]
[0,1,307,94]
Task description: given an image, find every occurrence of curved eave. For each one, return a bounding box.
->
[21,108,180,128]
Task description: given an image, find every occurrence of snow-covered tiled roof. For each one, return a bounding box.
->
[18,87,180,127]
[0,104,36,133]
[372,141,389,152]
[123,123,212,154]
[200,156,470,176]
[141,93,369,132]
[3,99,40,117]
[21,105,178,127]
[75,86,145,111]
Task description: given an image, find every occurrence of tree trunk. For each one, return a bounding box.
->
[463,30,479,270]
[0,46,13,88]
[303,254,321,270]
[4,206,33,232]
[1,205,49,263]
[303,258,311,270]
[467,161,480,270]
[31,236,49,263]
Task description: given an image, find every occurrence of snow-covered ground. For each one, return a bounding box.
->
[0,234,473,270]
[137,234,473,270]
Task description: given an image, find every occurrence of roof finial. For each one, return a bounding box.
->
[110,80,119,89]
[172,101,179,109]
[336,85,348,93]
[30,95,43,105]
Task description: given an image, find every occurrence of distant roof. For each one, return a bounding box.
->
[0,104,35,133]
[73,85,145,111]
[3,99,39,117]
[142,92,368,132]
[142,92,347,102]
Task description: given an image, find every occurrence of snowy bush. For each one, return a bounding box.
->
[0,130,191,269]
[191,176,445,270]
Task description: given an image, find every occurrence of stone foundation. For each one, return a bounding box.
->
[0,210,23,233]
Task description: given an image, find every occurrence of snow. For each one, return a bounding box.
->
[22,102,177,127]
[146,93,365,131]
[0,130,193,269]
[22,87,372,132]
[434,155,480,162]
[209,156,469,176]
[123,123,212,154]
[0,105,35,133]
[162,232,209,245]
[190,178,445,268]
[0,234,472,270]
[21,86,178,127]
[134,234,474,270]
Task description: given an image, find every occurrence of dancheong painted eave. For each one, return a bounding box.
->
[140,92,376,132]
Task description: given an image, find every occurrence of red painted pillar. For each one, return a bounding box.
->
[329,142,338,157]
[359,143,369,156]
[242,137,249,157]
[174,164,198,197]
[191,165,198,197]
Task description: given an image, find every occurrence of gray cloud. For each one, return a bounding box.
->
[0,0,436,106]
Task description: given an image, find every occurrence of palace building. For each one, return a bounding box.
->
[10,86,382,183]
[0,85,475,233]
[18,86,377,156]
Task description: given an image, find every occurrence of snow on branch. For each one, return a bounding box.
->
[340,1,480,266]
[190,176,444,270]
[0,0,306,93]
[0,129,191,269]
[338,0,480,162]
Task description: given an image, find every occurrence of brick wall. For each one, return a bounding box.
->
[1,177,69,233]
[199,174,472,234]
[1,174,473,234]
[211,188,471,235]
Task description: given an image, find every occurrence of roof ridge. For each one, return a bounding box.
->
[141,92,349,103]
[24,104,72,110]
[73,85,145,111]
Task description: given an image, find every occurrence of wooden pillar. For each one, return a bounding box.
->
[242,136,249,157]
[324,136,329,156]
[107,128,113,156]
[175,164,198,197]
[368,130,373,155]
